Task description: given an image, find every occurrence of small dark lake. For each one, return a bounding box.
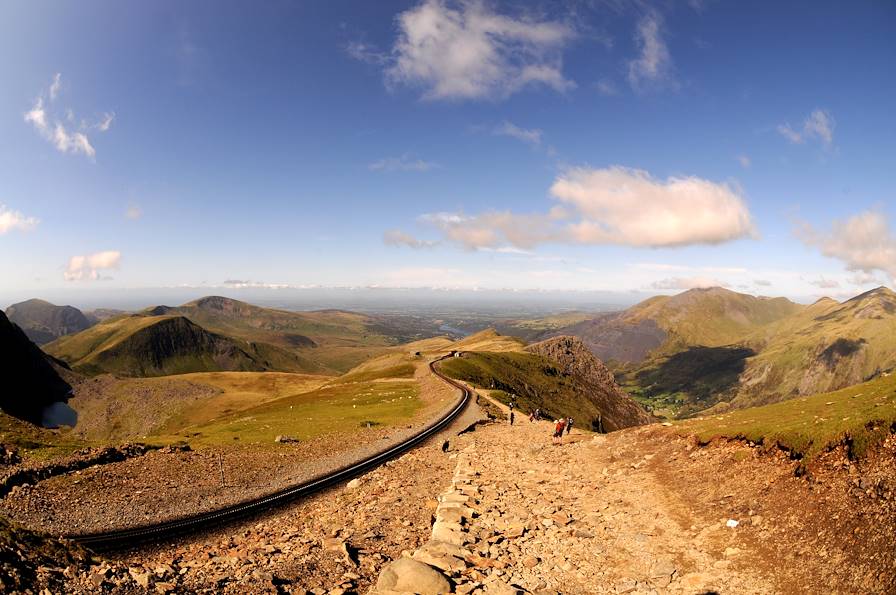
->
[41,401,78,428]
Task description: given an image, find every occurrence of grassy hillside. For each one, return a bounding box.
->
[440,337,653,432]
[623,287,802,350]
[45,315,314,377]
[5,298,93,345]
[730,287,896,408]
[451,329,527,353]
[156,296,414,373]
[678,371,896,460]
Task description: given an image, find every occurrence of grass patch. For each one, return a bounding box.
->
[332,362,415,384]
[0,413,87,462]
[678,372,896,460]
[156,380,421,447]
[440,352,603,430]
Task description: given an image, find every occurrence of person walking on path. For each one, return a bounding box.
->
[552,418,567,445]
[566,417,574,435]
[509,409,515,426]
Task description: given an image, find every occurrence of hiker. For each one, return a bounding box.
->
[552,418,566,444]
[509,410,515,426]
[566,417,574,435]
[534,408,541,421]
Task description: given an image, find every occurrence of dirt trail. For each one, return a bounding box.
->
[446,414,776,594]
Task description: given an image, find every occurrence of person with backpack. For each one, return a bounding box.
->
[552,418,566,444]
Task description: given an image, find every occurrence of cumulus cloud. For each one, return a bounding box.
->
[627,11,674,91]
[23,74,106,159]
[493,121,542,145]
[0,205,39,234]
[369,154,437,172]
[383,229,438,249]
[651,276,728,290]
[797,209,896,280]
[413,166,756,251]
[64,250,121,281]
[383,0,575,101]
[778,109,835,146]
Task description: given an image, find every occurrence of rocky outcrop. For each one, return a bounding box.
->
[0,311,72,423]
[526,336,654,432]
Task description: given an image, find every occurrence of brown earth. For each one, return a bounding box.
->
[1,365,894,594]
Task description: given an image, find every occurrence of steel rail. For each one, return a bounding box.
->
[65,354,470,551]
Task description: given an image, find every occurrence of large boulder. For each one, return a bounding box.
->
[374,557,452,594]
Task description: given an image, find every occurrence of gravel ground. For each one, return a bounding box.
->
[0,362,465,535]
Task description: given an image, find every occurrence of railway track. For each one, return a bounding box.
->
[66,355,471,551]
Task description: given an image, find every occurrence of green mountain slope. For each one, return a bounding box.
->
[144,296,411,373]
[441,335,653,432]
[5,299,93,345]
[729,287,896,409]
[45,315,314,377]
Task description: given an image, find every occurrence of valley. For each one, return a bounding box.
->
[1,289,895,593]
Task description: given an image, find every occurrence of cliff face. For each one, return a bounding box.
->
[0,311,72,423]
[525,336,655,431]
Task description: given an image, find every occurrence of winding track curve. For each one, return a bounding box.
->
[65,354,471,551]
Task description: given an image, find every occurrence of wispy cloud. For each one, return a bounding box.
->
[49,72,62,101]
[796,209,896,280]
[369,154,438,172]
[594,78,619,96]
[627,11,675,91]
[64,250,121,281]
[383,229,438,249]
[0,205,39,234]
[493,121,542,145]
[411,166,756,251]
[651,276,728,290]
[125,204,143,220]
[345,41,387,65]
[23,73,111,160]
[737,155,751,169]
[777,108,835,146]
[808,277,840,289]
[754,279,772,287]
[380,0,575,101]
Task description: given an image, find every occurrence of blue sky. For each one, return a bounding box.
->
[1,0,895,307]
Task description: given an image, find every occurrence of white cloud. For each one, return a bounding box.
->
[797,209,896,280]
[594,79,619,96]
[49,73,62,101]
[64,250,121,281]
[125,204,143,220]
[493,121,542,145]
[848,272,885,286]
[551,166,756,247]
[737,155,751,169]
[52,123,96,158]
[385,0,575,101]
[778,108,835,146]
[414,166,756,251]
[346,41,387,65]
[383,229,438,249]
[809,277,840,289]
[651,276,728,290]
[627,11,674,91]
[97,112,115,132]
[754,279,772,287]
[369,154,437,172]
[24,74,106,159]
[0,205,39,234]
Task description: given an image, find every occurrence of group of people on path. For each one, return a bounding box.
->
[505,397,573,445]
